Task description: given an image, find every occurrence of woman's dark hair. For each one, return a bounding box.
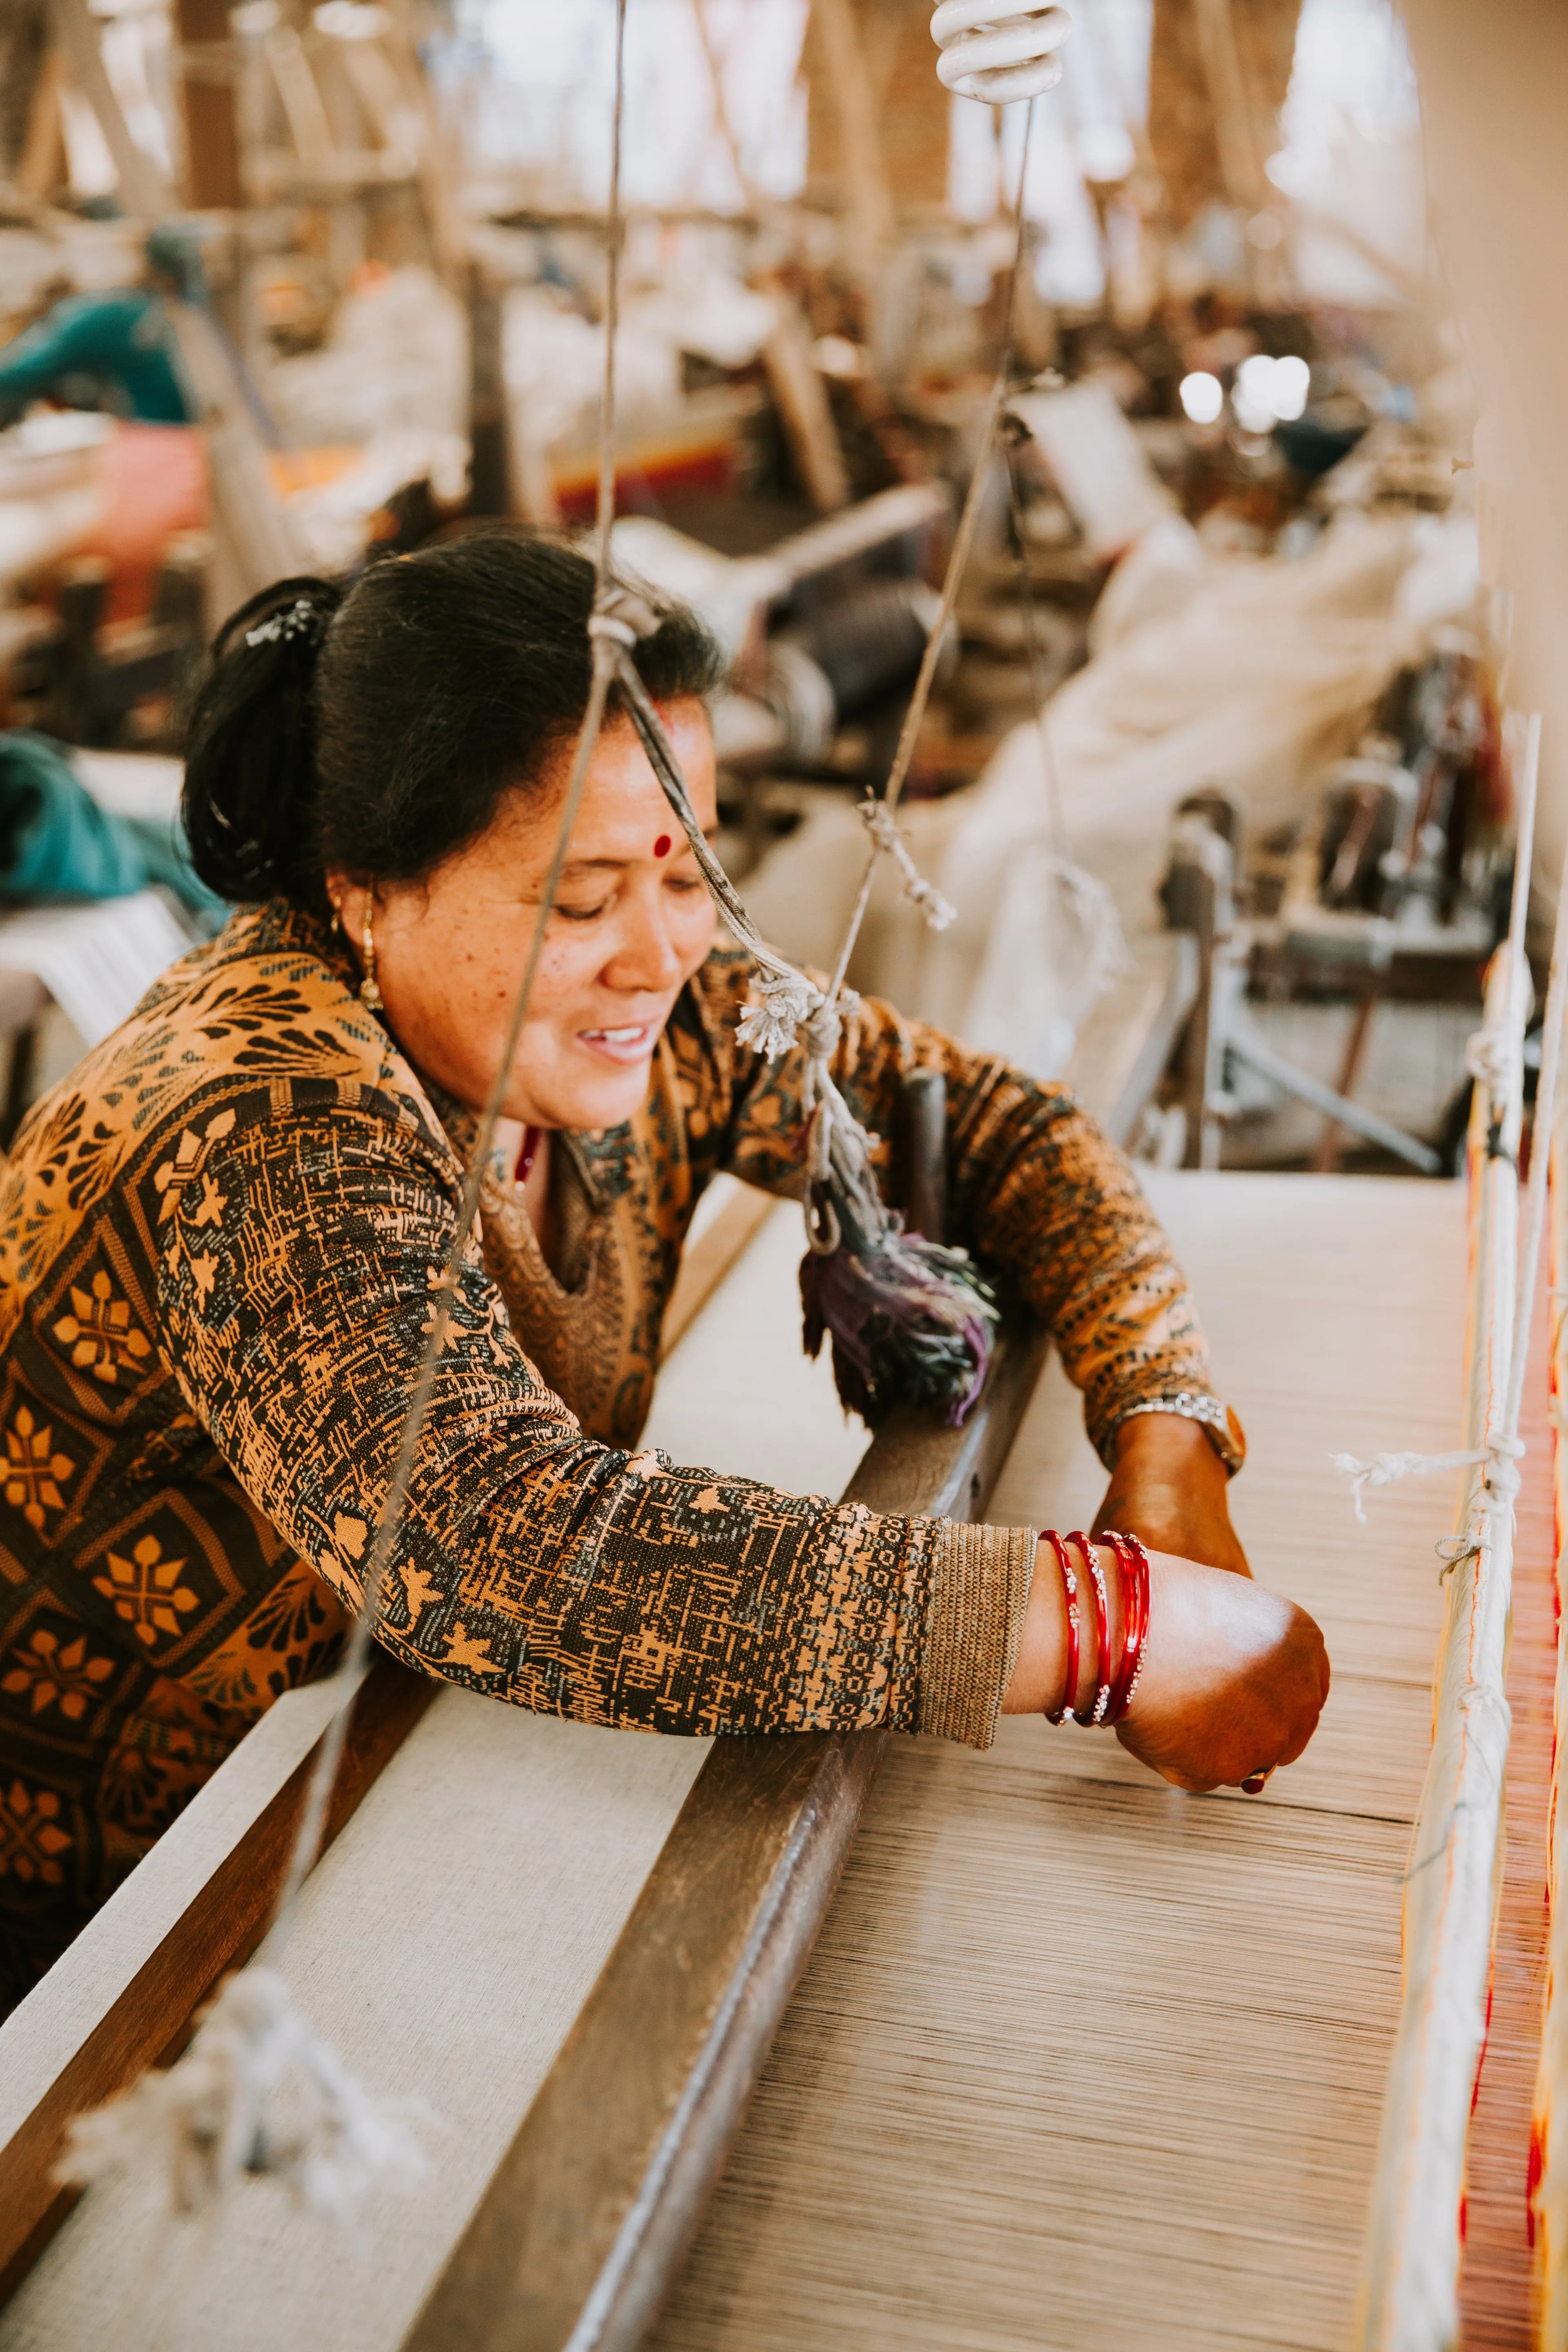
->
[181,529,725,910]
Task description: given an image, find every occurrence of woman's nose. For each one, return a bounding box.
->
[604,889,684,993]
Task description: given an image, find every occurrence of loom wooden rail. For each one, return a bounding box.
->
[402,1319,1048,2352]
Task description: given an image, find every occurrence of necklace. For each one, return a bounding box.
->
[515,1126,541,1187]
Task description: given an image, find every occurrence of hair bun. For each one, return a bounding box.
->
[182,575,344,905]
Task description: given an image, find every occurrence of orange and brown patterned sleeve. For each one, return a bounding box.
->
[150,1096,1022,1749]
[682,947,1221,1468]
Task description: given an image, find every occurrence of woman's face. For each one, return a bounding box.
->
[330,699,719,1131]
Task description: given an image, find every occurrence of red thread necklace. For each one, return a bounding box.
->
[515,1127,541,1187]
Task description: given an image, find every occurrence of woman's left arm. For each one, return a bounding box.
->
[692,951,1248,1575]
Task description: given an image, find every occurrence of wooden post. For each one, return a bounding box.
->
[806,0,949,222]
[760,291,852,514]
[16,57,65,199]
[895,1068,948,1243]
[806,0,897,270]
[49,0,171,215]
[871,0,950,215]
[175,0,244,209]
[466,262,512,519]
[1148,0,1303,232]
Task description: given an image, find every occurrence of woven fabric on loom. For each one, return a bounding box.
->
[651,1172,1467,2352]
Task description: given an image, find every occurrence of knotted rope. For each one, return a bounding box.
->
[1331,1438,1525,1530]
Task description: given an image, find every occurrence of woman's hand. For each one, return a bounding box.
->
[1114,1548,1329,1792]
[1093,1410,1250,1577]
[1003,1537,1330,1794]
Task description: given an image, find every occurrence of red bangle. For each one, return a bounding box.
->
[1101,1531,1150,1725]
[1068,1531,1112,1725]
[1041,1532,1080,1724]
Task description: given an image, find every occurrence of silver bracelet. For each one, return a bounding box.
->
[1110,1391,1245,1475]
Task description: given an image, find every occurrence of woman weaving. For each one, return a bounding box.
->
[0,533,1327,2013]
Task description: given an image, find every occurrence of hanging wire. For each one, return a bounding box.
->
[996,102,1072,861]
[821,100,1042,1003]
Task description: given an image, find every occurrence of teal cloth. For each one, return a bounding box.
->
[0,732,225,928]
[0,290,189,425]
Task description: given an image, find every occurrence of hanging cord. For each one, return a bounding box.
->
[1332,715,1545,1540]
[994,107,1129,1025]
[58,0,638,2280]
[821,150,1035,1001]
[610,610,995,1426]
[997,102,1070,865]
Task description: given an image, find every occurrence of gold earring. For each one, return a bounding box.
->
[359,898,384,1011]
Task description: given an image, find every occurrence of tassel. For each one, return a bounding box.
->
[798,1101,998,1428]
[736,971,819,1060]
[58,1965,427,2223]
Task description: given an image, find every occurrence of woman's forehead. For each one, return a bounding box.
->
[501,702,715,862]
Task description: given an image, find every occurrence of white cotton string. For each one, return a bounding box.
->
[1329,1442,1523,1528]
[58,0,635,2270]
[856,797,957,930]
[931,0,1072,105]
[1331,713,1543,1537]
[60,1969,427,2221]
[610,638,898,1263]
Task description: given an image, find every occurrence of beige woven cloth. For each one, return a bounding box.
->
[654,1169,1465,2352]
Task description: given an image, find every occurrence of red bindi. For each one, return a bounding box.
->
[653,834,671,858]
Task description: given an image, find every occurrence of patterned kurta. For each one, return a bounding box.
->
[0,900,1220,2011]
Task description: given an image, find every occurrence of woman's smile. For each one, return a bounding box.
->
[575,1016,664,1065]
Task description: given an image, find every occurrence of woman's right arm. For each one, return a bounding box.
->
[149,1098,1014,1747]
[151,1098,1327,1786]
